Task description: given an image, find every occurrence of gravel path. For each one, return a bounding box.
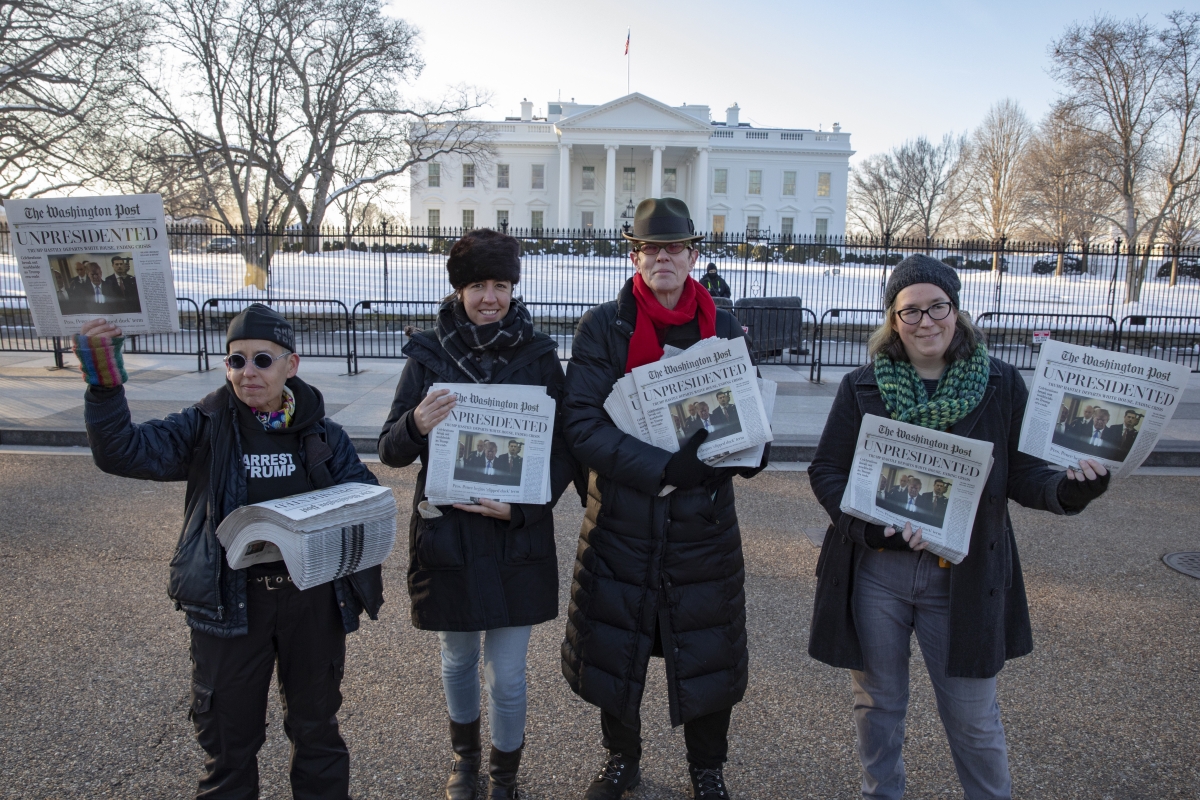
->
[0,453,1197,798]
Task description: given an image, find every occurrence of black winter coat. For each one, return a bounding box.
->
[377,328,580,632]
[84,377,384,638]
[561,279,766,727]
[807,358,1073,678]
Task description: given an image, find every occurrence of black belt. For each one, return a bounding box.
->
[254,574,293,590]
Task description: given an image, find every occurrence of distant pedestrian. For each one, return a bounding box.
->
[699,262,731,298]
[807,254,1110,800]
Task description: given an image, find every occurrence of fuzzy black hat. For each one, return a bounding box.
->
[225,303,295,352]
[885,254,961,308]
[446,229,521,290]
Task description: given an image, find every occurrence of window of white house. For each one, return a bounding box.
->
[462,164,475,188]
[713,169,728,194]
[748,170,762,195]
[781,217,794,236]
[815,218,829,237]
[582,166,595,191]
[783,171,796,196]
[582,211,594,229]
[496,209,509,229]
[531,210,544,229]
[712,215,726,234]
[427,208,441,229]
[462,209,474,229]
[497,164,510,189]
[817,172,831,197]
[663,168,677,193]
[746,215,760,233]
[623,167,636,193]
[532,164,545,190]
[427,163,441,188]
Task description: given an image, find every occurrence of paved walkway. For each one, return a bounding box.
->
[4,351,1200,463]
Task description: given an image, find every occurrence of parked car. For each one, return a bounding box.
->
[206,236,240,254]
[1032,255,1084,274]
[1156,257,1200,279]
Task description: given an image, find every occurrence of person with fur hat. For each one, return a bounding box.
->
[76,304,383,799]
[377,228,580,800]
[560,198,768,800]
[807,254,1110,800]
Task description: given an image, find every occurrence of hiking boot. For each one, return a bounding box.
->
[583,752,640,799]
[688,764,731,799]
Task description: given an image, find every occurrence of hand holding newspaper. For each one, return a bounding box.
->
[1018,341,1187,479]
[423,383,555,506]
[839,414,994,565]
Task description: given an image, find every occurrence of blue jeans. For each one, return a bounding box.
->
[438,626,532,752]
[850,547,1011,800]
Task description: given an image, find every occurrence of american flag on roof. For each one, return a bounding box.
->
[625,29,630,55]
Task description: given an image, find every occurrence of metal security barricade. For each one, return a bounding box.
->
[524,301,594,361]
[976,312,1117,370]
[123,298,206,372]
[0,296,61,359]
[350,300,441,371]
[202,298,353,374]
[1117,315,1200,372]
[731,298,817,367]
[815,308,885,383]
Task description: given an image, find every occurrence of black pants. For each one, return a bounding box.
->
[601,707,731,770]
[189,574,349,800]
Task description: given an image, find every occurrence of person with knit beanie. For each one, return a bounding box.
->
[807,254,1110,800]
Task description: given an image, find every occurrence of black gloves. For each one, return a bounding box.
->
[663,429,717,491]
[863,523,913,551]
[1056,468,1110,512]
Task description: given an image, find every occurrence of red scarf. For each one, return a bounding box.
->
[625,273,717,372]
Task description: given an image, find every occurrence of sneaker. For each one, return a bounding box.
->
[583,752,641,799]
[688,765,731,799]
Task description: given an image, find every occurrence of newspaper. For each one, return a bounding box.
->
[5,193,180,336]
[216,483,397,590]
[1018,341,1188,479]
[839,414,994,564]
[630,336,773,464]
[423,383,555,505]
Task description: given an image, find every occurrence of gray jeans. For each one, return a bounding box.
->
[438,626,532,752]
[850,546,1011,800]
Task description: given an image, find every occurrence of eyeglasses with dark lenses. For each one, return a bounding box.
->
[224,351,291,370]
[896,302,953,325]
[636,242,690,255]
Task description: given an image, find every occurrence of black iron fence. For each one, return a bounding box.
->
[2,225,1200,374]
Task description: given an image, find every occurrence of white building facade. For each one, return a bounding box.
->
[411,93,853,238]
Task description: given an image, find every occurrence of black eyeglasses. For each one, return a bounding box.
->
[896,302,954,325]
[224,351,291,370]
[635,242,690,255]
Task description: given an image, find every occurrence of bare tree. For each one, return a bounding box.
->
[1157,159,1200,285]
[893,133,967,239]
[848,153,913,238]
[963,99,1033,265]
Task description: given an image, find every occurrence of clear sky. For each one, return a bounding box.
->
[389,0,1185,162]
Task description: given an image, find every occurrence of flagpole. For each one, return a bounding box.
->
[626,28,630,94]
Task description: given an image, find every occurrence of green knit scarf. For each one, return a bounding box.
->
[874,343,990,430]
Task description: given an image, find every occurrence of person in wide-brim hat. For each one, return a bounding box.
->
[620,197,704,243]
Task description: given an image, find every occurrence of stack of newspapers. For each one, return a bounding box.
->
[604,336,776,469]
[217,483,397,590]
[423,383,556,505]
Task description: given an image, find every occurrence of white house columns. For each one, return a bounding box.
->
[604,145,618,230]
[650,146,664,198]
[692,146,709,227]
[557,143,571,229]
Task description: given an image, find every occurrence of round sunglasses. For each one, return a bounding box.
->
[224,351,292,371]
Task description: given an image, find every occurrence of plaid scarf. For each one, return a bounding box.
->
[874,344,990,431]
[435,298,534,383]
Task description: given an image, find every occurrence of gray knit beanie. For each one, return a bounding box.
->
[884,254,961,308]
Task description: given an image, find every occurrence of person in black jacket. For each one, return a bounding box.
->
[77,303,383,800]
[807,255,1109,800]
[698,262,731,299]
[377,229,580,800]
[560,199,767,800]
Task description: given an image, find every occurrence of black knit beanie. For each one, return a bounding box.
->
[884,254,961,308]
[446,229,521,290]
[225,303,295,352]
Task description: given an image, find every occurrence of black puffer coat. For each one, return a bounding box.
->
[561,279,767,727]
[377,328,581,632]
[84,377,384,638]
[807,358,1073,678]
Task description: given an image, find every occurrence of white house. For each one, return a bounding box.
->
[410,93,853,238]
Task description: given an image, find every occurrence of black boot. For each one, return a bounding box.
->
[446,717,482,800]
[584,752,641,800]
[688,764,731,799]
[486,741,522,799]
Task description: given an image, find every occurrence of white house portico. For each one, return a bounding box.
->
[411,93,853,237]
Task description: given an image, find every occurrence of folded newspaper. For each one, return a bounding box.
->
[1018,341,1187,479]
[839,414,994,564]
[5,193,181,336]
[217,483,397,590]
[423,383,555,506]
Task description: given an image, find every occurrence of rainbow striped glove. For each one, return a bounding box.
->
[73,335,128,387]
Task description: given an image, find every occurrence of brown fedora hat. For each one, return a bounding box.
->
[621,198,704,244]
